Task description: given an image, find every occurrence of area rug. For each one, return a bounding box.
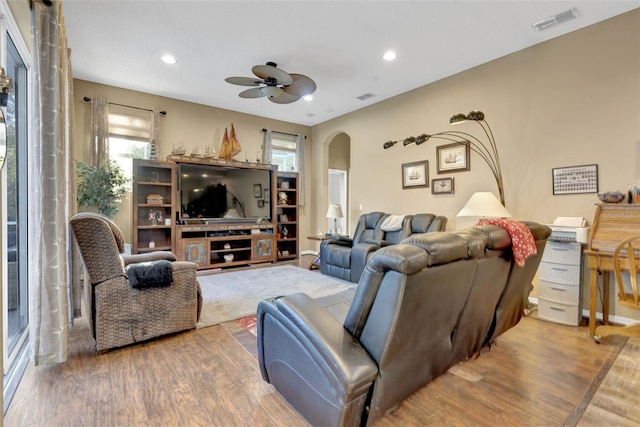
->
[196,265,356,328]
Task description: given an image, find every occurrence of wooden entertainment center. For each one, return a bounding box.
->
[132,157,299,270]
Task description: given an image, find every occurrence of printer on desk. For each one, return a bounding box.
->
[547,216,590,244]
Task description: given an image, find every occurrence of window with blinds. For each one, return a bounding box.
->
[108,104,152,183]
[271,135,297,172]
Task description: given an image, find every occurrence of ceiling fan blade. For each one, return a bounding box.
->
[283,74,317,97]
[239,87,267,98]
[225,76,263,86]
[239,86,283,99]
[269,91,301,104]
[252,64,293,86]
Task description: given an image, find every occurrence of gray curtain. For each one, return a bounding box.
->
[90,97,109,166]
[30,0,76,365]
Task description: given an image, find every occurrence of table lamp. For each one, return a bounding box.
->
[326,204,344,233]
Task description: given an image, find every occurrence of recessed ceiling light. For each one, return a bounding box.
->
[303,95,313,101]
[161,54,177,64]
[383,50,396,61]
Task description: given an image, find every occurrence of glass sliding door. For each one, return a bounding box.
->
[2,30,29,413]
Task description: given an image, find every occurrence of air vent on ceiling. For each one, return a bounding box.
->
[532,7,579,31]
[356,93,375,101]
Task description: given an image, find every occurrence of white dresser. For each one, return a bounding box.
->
[537,240,583,325]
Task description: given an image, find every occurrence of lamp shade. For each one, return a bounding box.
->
[326,204,344,219]
[456,192,512,218]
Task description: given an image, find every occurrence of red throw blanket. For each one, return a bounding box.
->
[476,218,537,267]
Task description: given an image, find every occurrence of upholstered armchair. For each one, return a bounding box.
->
[320,211,388,282]
[70,212,201,352]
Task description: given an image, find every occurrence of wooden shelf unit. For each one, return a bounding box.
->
[276,172,299,260]
[132,159,176,254]
[177,223,276,269]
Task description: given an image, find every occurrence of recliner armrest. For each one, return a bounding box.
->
[258,293,377,398]
[365,239,392,247]
[330,234,354,246]
[121,251,177,266]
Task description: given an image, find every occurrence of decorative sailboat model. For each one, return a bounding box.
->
[218,123,241,160]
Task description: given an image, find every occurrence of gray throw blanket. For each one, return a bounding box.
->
[125,260,173,289]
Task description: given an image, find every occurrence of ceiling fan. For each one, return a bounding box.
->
[225,61,316,104]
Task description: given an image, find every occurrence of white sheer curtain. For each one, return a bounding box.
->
[90,97,109,166]
[30,0,76,365]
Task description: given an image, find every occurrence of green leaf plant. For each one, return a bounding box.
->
[76,160,131,218]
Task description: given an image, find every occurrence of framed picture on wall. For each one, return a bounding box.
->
[402,160,429,189]
[436,142,470,174]
[257,199,265,208]
[431,177,454,194]
[552,164,598,195]
[253,183,262,198]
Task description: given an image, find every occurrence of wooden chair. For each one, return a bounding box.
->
[594,234,640,342]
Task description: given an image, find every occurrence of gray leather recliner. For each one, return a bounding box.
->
[257,221,551,427]
[319,211,388,282]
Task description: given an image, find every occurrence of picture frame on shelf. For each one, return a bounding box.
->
[552,164,598,195]
[257,199,265,208]
[432,177,455,194]
[436,142,470,174]
[402,160,429,189]
[279,214,288,222]
[253,183,262,198]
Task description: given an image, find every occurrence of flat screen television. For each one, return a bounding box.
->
[178,162,273,223]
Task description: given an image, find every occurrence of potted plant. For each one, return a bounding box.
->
[77,160,130,218]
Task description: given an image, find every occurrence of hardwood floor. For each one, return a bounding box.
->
[3,259,633,426]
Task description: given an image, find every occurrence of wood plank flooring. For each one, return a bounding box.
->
[3,259,634,426]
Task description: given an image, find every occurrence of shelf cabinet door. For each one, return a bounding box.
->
[252,235,276,261]
[179,239,208,267]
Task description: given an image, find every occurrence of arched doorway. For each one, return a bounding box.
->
[327,132,350,234]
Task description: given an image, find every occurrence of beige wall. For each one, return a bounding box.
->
[72,80,312,242]
[311,9,640,321]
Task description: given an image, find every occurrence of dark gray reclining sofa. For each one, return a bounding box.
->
[257,221,551,427]
[320,212,447,283]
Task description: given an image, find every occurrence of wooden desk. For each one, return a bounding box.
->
[307,235,331,270]
[585,203,640,336]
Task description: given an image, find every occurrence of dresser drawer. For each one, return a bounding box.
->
[542,241,581,265]
[538,297,581,326]
[538,280,580,305]
[539,262,581,285]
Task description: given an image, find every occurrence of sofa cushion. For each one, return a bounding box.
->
[380,215,407,232]
[401,232,470,266]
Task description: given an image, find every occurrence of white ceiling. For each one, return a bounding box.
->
[63,1,640,127]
